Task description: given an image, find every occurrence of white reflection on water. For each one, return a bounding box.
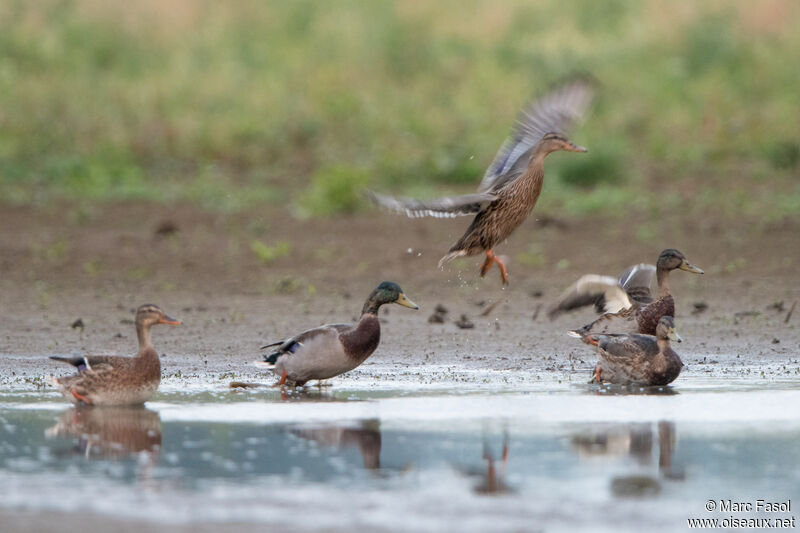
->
[0,383,799,532]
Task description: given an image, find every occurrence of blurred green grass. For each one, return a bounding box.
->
[0,0,798,219]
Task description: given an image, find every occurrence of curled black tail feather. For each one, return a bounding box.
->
[263,350,281,365]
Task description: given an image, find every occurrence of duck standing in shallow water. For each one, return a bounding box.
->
[577,316,683,386]
[50,304,181,406]
[549,249,703,336]
[370,78,595,284]
[256,282,418,386]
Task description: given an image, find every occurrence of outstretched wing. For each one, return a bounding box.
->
[478,76,596,193]
[366,190,496,218]
[618,263,656,304]
[549,274,632,319]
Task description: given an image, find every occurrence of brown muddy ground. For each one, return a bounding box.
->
[0,202,798,387]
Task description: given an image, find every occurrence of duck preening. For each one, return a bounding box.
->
[369,76,595,284]
[577,316,684,386]
[256,281,419,386]
[550,249,703,336]
[49,304,181,406]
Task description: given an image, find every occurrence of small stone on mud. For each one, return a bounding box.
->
[70,318,84,330]
[435,304,448,314]
[455,315,474,329]
[767,301,785,312]
[428,313,446,324]
[692,302,708,315]
[772,338,780,344]
[155,220,179,236]
[530,289,543,298]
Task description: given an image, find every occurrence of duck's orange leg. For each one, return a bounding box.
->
[480,250,509,285]
[279,370,288,386]
[71,389,92,405]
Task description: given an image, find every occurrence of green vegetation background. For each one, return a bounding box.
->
[1,0,798,220]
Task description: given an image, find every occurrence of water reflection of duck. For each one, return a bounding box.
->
[290,420,381,470]
[49,304,181,406]
[45,406,161,459]
[571,423,654,463]
[571,421,683,498]
[472,431,513,495]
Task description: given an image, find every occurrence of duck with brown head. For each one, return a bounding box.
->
[256,282,419,387]
[549,249,703,336]
[369,77,596,284]
[49,304,181,406]
[578,316,684,386]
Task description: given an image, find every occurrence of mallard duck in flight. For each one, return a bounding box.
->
[370,77,596,284]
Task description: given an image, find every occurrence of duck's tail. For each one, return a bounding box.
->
[263,350,281,365]
[438,250,467,270]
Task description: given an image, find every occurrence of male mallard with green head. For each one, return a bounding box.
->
[257,282,419,386]
[50,304,181,406]
[370,77,595,284]
[578,316,684,386]
[549,249,703,336]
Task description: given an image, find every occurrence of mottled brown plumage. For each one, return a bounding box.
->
[49,304,181,406]
[257,282,418,386]
[438,133,586,283]
[564,249,704,336]
[579,316,684,386]
[369,77,596,284]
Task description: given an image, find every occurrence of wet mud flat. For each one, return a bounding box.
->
[1,204,799,531]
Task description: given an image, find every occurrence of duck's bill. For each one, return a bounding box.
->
[567,143,587,152]
[395,293,419,309]
[158,314,182,325]
[668,329,683,343]
[679,260,704,274]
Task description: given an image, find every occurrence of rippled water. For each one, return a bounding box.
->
[1,379,799,532]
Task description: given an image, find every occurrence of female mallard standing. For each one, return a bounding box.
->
[576,316,684,386]
[257,282,418,386]
[550,249,703,336]
[370,77,595,284]
[49,304,181,406]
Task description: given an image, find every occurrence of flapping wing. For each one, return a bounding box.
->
[549,274,633,319]
[478,76,596,193]
[367,190,496,218]
[618,263,656,304]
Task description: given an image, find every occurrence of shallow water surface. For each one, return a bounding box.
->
[1,380,799,532]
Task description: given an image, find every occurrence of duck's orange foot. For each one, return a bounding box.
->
[480,250,509,285]
[71,389,92,405]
